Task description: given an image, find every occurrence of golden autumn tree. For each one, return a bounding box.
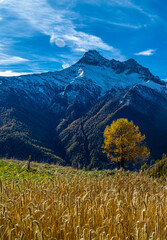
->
[102,118,150,169]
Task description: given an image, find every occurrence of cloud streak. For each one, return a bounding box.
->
[89,17,143,30]
[0,0,125,60]
[0,54,29,65]
[81,0,158,21]
[134,49,156,56]
[0,70,31,77]
[0,43,29,65]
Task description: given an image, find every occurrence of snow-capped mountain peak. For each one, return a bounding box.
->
[77,50,109,66]
[124,58,138,66]
[0,50,166,107]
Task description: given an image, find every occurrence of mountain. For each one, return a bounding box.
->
[0,50,167,169]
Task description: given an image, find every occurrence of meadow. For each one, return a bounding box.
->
[0,159,166,240]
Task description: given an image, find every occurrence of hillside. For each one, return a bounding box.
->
[0,50,167,169]
[0,159,166,240]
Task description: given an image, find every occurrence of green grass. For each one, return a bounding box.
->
[0,158,116,181]
[0,159,53,181]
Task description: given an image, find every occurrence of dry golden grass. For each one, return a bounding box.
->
[0,162,166,239]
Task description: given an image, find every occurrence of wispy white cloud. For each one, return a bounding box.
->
[107,21,142,29]
[62,63,70,69]
[55,39,66,47]
[0,70,31,76]
[62,31,113,51]
[0,41,30,70]
[81,0,158,21]
[134,49,156,56]
[89,17,143,30]
[0,0,125,60]
[74,48,87,52]
[50,36,66,47]
[118,0,158,21]
[0,53,29,65]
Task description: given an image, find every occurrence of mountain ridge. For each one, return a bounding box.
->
[0,50,166,169]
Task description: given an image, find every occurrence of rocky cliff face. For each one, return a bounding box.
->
[0,50,166,169]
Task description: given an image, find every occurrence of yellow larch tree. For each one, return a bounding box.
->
[102,118,150,169]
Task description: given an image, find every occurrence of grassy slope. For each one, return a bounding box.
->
[0,158,115,181]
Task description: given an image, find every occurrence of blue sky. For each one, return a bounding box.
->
[0,0,167,80]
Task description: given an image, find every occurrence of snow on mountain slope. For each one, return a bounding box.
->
[0,50,166,109]
[60,51,166,98]
[140,80,167,95]
[72,64,145,94]
[117,81,167,117]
